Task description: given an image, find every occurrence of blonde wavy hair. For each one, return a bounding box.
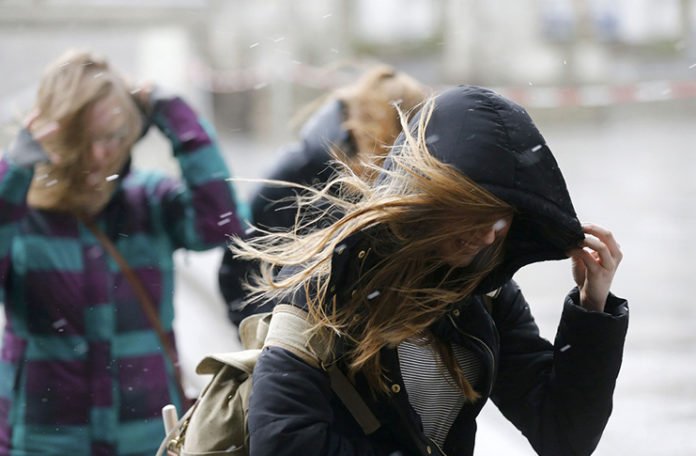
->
[233,96,513,399]
[295,64,427,180]
[27,49,142,214]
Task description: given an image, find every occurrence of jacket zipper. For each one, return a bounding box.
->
[428,437,448,456]
[447,313,496,398]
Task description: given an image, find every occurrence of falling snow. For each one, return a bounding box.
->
[180,131,198,141]
[367,290,381,300]
[52,318,67,329]
[426,134,439,144]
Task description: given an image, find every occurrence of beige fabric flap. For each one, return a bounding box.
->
[264,304,332,370]
[239,312,273,349]
[195,349,262,375]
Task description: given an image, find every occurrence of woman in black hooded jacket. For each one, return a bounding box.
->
[233,85,628,456]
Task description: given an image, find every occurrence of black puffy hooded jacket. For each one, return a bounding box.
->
[218,99,353,325]
[248,86,628,456]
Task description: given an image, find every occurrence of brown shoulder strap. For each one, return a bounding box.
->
[83,219,189,407]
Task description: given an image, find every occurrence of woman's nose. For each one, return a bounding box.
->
[480,227,497,246]
[91,141,110,163]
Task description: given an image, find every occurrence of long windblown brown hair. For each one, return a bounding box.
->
[232,96,513,399]
[27,49,142,214]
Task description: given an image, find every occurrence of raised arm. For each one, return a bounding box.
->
[140,89,243,250]
[0,119,59,291]
[490,277,628,456]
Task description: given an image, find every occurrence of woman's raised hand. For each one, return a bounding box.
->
[569,223,623,312]
[6,110,62,167]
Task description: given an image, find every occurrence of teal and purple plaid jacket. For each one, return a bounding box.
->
[0,97,242,455]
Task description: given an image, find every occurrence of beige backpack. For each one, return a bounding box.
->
[156,304,380,456]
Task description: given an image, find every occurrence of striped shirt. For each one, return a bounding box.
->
[0,97,242,455]
[398,338,481,448]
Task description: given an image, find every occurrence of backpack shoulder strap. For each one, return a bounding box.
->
[326,365,381,435]
[264,304,381,435]
[264,304,330,369]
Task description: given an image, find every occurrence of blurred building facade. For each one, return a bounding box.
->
[1,0,695,144]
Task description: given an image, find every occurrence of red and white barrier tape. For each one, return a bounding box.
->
[496,80,696,108]
[189,60,696,108]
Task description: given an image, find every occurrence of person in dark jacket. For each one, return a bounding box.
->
[218,65,426,326]
[232,85,628,456]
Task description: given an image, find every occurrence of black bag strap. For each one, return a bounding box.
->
[326,365,381,434]
[266,305,381,435]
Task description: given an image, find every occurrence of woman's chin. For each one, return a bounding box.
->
[444,254,476,268]
[86,174,102,188]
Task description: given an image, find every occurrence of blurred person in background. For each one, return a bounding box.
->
[233,85,628,456]
[0,49,243,455]
[218,65,427,327]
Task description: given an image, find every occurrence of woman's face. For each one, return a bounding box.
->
[437,216,513,267]
[82,92,135,188]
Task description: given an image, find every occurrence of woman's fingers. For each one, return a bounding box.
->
[581,235,616,272]
[23,109,61,141]
[131,81,155,112]
[571,223,623,312]
[22,110,62,164]
[582,223,623,264]
[569,248,589,287]
[33,121,60,142]
[23,109,40,128]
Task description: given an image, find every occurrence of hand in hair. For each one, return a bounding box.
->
[131,82,179,139]
[130,81,156,139]
[569,223,623,312]
[6,110,61,168]
[131,81,155,112]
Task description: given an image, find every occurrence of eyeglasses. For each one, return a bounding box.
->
[91,125,130,148]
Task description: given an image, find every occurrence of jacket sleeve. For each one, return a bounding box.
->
[250,142,314,233]
[0,152,35,298]
[218,246,276,326]
[248,346,386,456]
[150,96,243,250]
[489,280,628,456]
[250,137,336,234]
